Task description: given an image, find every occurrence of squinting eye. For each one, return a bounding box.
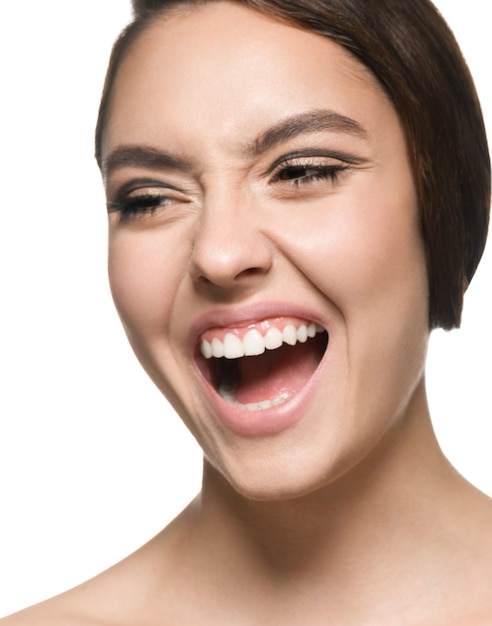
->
[269,156,350,189]
[273,164,346,186]
[107,193,175,220]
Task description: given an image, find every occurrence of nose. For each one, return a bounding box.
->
[189,193,273,290]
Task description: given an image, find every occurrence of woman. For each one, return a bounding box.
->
[2,0,491,623]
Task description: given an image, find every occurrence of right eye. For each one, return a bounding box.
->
[106,178,191,222]
[107,191,176,219]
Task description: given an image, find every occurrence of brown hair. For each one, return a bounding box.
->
[95,0,490,330]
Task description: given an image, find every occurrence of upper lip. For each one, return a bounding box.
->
[188,301,328,354]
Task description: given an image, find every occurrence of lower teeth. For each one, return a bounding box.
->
[218,383,290,412]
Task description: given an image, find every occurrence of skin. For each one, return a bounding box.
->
[4,3,492,624]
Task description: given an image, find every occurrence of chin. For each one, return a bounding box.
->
[203,431,360,504]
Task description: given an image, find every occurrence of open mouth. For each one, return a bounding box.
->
[198,318,329,412]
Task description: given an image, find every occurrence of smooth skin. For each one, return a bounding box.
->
[4,3,492,624]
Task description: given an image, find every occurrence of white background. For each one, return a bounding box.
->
[0,0,490,617]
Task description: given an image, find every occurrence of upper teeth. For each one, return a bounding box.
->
[200,322,322,360]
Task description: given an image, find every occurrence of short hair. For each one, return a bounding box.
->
[95,0,490,330]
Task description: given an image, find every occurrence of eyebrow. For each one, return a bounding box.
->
[250,109,367,155]
[102,146,193,179]
[102,109,367,177]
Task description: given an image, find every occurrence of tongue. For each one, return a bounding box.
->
[234,341,320,405]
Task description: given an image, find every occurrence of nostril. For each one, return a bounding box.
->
[191,256,271,289]
[194,266,266,291]
[188,215,273,287]
[238,266,267,278]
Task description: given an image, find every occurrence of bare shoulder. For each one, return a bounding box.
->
[445,484,492,619]
[0,537,173,626]
[0,505,195,626]
[0,599,91,626]
[0,569,130,626]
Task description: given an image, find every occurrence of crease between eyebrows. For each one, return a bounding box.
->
[103,109,367,178]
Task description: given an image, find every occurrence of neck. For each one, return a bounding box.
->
[158,377,489,624]
[195,378,460,584]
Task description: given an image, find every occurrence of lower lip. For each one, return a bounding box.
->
[194,346,330,437]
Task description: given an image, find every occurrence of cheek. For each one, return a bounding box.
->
[340,211,427,313]
[108,231,185,340]
[273,179,429,381]
[325,196,429,402]
[290,174,427,320]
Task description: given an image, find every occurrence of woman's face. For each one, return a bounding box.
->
[102,1,429,499]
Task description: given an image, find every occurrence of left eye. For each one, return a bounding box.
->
[272,163,346,186]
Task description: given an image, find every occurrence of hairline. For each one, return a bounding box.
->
[96,0,390,169]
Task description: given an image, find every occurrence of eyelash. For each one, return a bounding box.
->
[108,156,350,219]
[108,194,170,219]
[271,159,348,187]
[107,187,182,221]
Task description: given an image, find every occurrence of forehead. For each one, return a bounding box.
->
[103,1,396,160]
